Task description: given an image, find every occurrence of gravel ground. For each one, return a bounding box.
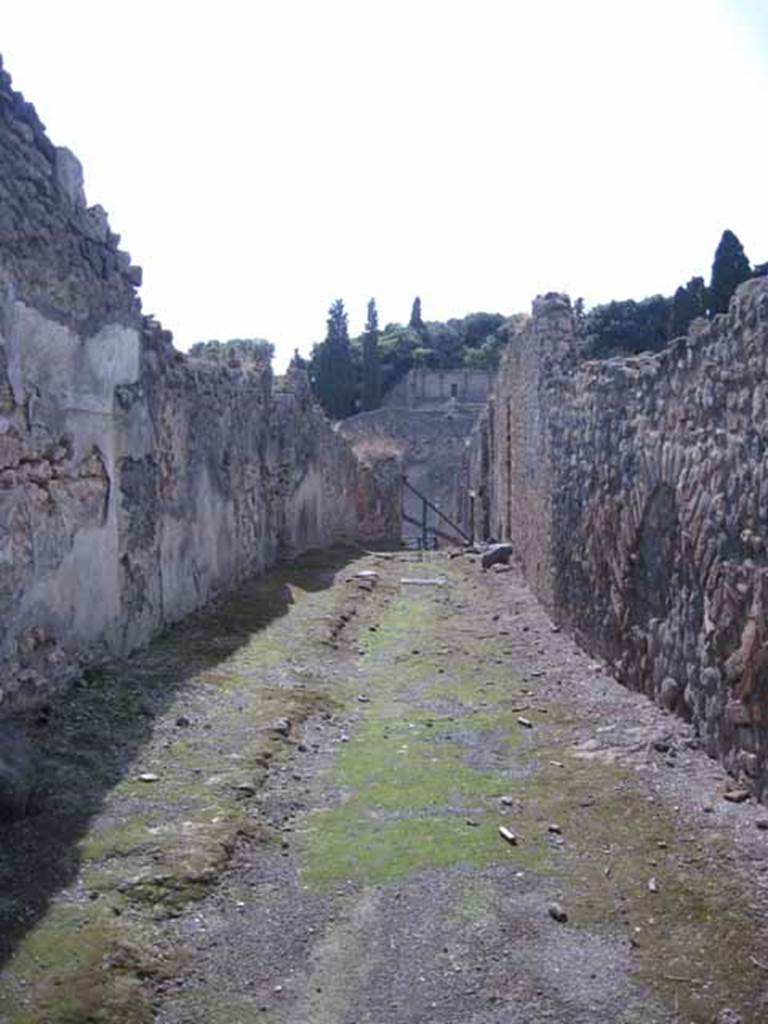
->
[2,548,768,1023]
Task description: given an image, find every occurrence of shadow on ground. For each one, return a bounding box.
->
[0,545,361,968]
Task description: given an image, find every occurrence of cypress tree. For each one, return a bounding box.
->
[409,296,424,332]
[709,230,751,315]
[361,298,382,411]
[313,299,356,419]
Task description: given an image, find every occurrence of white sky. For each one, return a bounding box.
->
[4,0,768,370]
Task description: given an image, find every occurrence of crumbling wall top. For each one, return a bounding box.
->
[0,53,142,336]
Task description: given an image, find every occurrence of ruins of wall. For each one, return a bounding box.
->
[340,405,476,543]
[340,369,490,543]
[350,446,403,545]
[462,280,768,796]
[382,368,493,410]
[0,57,383,713]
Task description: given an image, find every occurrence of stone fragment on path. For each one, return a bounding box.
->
[138,773,158,783]
[517,717,533,729]
[756,819,768,831]
[723,788,750,803]
[354,570,379,584]
[498,826,518,846]
[547,823,562,835]
[648,877,659,893]
[481,543,513,570]
[399,577,447,586]
[273,717,291,737]
[354,576,378,588]
[548,902,568,923]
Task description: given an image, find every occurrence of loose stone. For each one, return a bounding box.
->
[548,902,568,923]
[723,789,750,804]
[234,783,257,796]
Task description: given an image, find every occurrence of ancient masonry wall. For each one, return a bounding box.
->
[461,280,768,796]
[0,58,383,713]
[341,369,491,543]
[381,368,494,410]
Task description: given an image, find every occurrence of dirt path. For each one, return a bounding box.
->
[2,549,768,1023]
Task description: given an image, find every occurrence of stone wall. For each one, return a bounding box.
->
[0,57,386,714]
[462,280,768,796]
[382,368,493,410]
[350,445,403,545]
[340,403,478,544]
[340,368,489,544]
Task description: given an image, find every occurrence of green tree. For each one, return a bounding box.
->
[311,299,357,419]
[668,276,706,338]
[378,324,423,392]
[580,295,672,359]
[462,332,507,369]
[459,312,505,347]
[361,298,383,411]
[288,347,308,370]
[709,229,751,315]
[573,298,586,333]
[409,296,425,334]
[188,337,274,363]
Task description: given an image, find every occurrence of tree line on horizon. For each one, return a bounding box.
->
[577,229,767,360]
[191,230,765,420]
[299,297,508,420]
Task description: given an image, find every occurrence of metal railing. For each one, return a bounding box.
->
[401,476,472,548]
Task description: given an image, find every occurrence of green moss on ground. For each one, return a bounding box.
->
[298,589,541,886]
[0,550,366,1024]
[297,577,767,1022]
[0,903,162,1024]
[5,553,767,1023]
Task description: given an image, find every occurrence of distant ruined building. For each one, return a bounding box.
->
[340,369,492,545]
